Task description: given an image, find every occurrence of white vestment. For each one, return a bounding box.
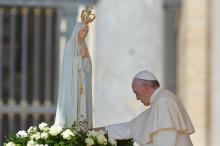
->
[106,88,195,146]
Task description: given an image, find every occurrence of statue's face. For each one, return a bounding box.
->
[78,26,89,40]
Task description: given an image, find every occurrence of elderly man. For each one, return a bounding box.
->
[95,70,195,146]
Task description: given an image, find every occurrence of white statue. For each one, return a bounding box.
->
[54,7,95,129]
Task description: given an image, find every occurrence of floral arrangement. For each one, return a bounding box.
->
[3,121,120,146]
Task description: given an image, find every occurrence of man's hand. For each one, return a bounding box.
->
[93,127,105,132]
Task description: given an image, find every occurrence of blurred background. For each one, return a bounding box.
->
[0,0,219,146]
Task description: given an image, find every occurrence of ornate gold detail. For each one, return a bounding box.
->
[80,7,95,25]
[80,83,84,95]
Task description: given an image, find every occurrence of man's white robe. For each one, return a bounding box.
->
[105,88,195,146]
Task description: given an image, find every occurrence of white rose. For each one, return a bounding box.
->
[97,134,107,145]
[27,140,36,146]
[39,122,49,131]
[88,130,106,137]
[85,137,94,146]
[49,125,63,136]
[30,132,41,140]
[108,137,117,145]
[6,142,16,146]
[35,144,48,146]
[98,130,106,135]
[88,130,99,137]
[61,129,74,140]
[40,132,49,140]
[16,130,28,138]
[27,126,37,134]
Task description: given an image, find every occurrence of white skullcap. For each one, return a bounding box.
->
[134,70,157,81]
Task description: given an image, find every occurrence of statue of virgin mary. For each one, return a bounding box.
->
[54,7,95,129]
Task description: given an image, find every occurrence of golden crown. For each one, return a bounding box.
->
[80,7,96,25]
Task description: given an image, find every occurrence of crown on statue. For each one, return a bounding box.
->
[81,7,96,25]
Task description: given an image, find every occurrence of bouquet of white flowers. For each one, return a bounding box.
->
[3,121,124,146]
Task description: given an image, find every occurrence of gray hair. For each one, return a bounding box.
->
[133,78,160,89]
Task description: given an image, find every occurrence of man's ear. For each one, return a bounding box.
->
[143,82,148,90]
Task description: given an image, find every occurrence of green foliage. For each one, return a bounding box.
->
[4,134,29,145]
[116,139,134,146]
[3,121,134,146]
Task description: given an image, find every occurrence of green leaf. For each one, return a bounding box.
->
[45,139,56,144]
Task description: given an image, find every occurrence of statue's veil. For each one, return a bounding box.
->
[54,22,86,128]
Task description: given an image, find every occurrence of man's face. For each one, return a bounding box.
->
[132,80,151,106]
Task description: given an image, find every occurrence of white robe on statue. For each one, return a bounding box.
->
[54,22,93,128]
[106,88,195,146]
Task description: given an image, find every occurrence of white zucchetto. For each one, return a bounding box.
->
[134,70,157,81]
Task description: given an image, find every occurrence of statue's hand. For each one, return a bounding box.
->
[80,48,87,58]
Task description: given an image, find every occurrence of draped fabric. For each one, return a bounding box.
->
[129,88,195,145]
[54,22,93,128]
[106,88,194,146]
